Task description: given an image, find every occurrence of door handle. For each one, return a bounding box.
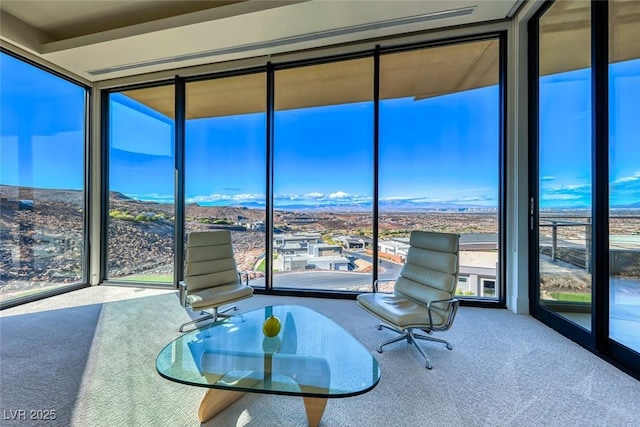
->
[530,197,535,231]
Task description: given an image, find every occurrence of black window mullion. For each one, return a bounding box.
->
[174,76,186,288]
[266,63,275,293]
[498,30,508,306]
[372,45,380,290]
[591,0,610,352]
[100,91,110,283]
[84,88,92,285]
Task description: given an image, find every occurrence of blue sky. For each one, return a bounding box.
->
[113,88,499,208]
[1,51,639,209]
[538,60,640,208]
[1,53,85,190]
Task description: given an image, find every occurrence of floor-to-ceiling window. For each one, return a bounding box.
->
[0,51,88,305]
[272,58,374,292]
[105,85,175,284]
[378,38,503,300]
[608,0,640,354]
[99,37,505,304]
[531,0,640,378]
[185,73,267,287]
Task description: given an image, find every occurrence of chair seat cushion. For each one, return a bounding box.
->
[187,283,253,310]
[357,293,446,329]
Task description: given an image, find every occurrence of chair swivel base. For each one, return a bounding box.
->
[179,305,237,332]
[376,323,453,369]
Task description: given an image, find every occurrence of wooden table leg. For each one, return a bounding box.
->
[302,396,328,427]
[198,389,246,423]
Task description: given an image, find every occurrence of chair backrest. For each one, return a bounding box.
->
[184,230,239,292]
[394,231,460,318]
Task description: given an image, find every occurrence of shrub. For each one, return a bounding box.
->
[109,210,136,221]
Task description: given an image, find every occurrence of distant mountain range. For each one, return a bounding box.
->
[132,194,640,212]
[194,199,498,212]
[2,185,638,212]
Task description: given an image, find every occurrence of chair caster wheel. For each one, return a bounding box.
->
[446,344,453,350]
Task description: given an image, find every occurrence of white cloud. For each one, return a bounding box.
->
[548,183,591,191]
[329,191,350,199]
[303,192,324,199]
[611,171,640,184]
[186,193,264,204]
[129,193,174,202]
[139,189,496,208]
[542,194,583,200]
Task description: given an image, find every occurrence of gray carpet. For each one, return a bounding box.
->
[1,286,639,427]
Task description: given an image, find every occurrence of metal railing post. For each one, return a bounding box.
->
[551,221,558,261]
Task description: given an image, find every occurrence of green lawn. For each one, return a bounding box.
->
[1,284,69,302]
[116,274,173,283]
[548,291,591,303]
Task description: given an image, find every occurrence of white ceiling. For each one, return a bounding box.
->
[0,0,522,82]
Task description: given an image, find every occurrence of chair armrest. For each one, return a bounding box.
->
[178,280,188,307]
[426,297,458,309]
[425,298,459,330]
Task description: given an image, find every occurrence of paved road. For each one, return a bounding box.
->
[249,251,402,291]
[249,271,370,290]
[344,250,400,281]
[248,251,402,290]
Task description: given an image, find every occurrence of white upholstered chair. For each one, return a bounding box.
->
[179,230,253,332]
[357,231,460,369]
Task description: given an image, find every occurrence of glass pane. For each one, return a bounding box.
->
[0,53,86,302]
[185,74,266,287]
[107,86,175,283]
[609,0,640,352]
[538,0,592,329]
[273,58,374,291]
[378,40,501,299]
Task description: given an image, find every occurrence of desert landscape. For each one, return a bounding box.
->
[2,184,638,301]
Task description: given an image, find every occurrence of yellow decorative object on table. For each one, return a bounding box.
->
[262,315,281,337]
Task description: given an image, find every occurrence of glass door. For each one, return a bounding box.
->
[531,0,640,377]
[534,0,593,331]
[608,0,640,354]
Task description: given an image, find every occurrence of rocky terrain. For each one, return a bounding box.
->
[1,186,85,296]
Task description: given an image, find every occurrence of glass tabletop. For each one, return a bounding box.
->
[156,304,380,398]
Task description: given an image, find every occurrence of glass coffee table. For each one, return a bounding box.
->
[156,304,380,426]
